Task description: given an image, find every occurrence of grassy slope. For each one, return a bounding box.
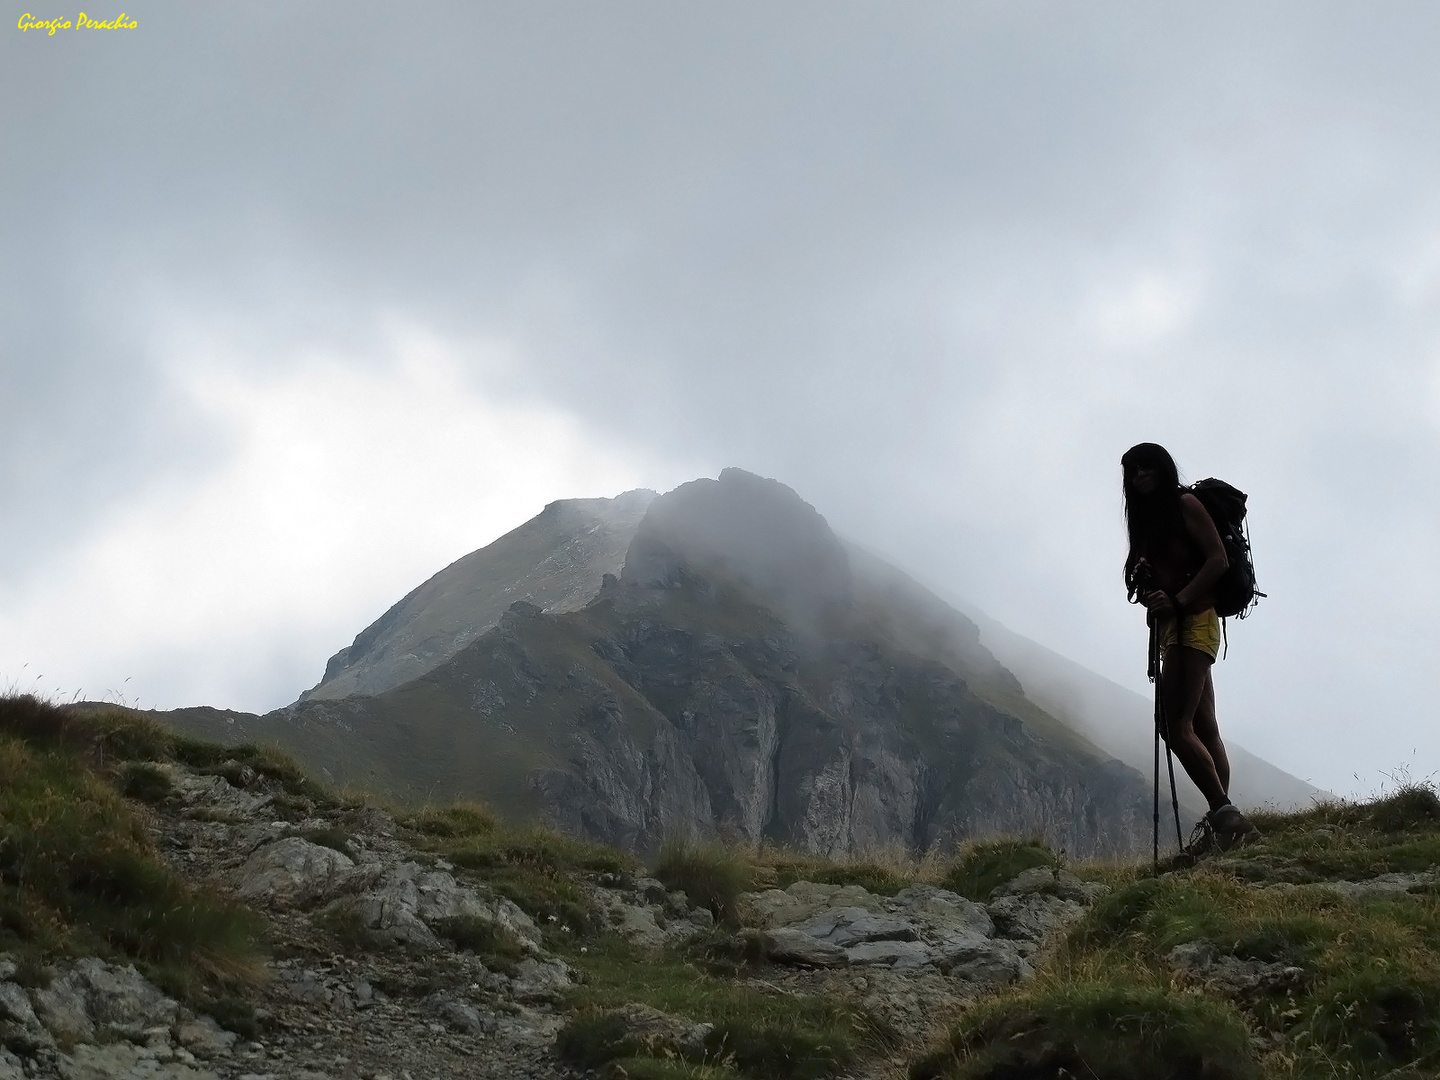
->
[0,695,283,1019]
[916,786,1440,1080]
[13,692,1440,1080]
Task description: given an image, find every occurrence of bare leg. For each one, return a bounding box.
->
[1161,645,1228,810]
[1190,667,1229,796]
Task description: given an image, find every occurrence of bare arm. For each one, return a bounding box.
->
[1174,492,1227,613]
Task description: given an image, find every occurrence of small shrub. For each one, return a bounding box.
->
[941,839,1055,902]
[1303,972,1440,1065]
[312,902,389,952]
[10,952,53,989]
[919,983,1259,1080]
[407,802,500,839]
[689,928,769,976]
[653,839,753,926]
[763,856,912,896]
[1367,784,1440,832]
[704,1021,852,1080]
[204,993,261,1041]
[431,915,527,974]
[557,1010,642,1067]
[120,762,174,803]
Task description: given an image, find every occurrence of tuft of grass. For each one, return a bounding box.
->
[756,854,915,897]
[560,933,862,1079]
[431,915,528,974]
[609,1059,744,1080]
[940,838,1056,901]
[557,1009,648,1067]
[404,801,501,839]
[312,901,390,952]
[654,839,754,926]
[704,1021,853,1080]
[910,982,1260,1080]
[120,761,175,803]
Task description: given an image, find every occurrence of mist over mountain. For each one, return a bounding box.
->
[152,469,1316,858]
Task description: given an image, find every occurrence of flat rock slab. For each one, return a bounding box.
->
[744,876,1083,985]
[764,928,848,967]
[744,882,886,927]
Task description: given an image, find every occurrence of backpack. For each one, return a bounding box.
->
[1188,478,1264,619]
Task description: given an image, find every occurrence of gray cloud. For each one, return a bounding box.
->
[4,2,1439,792]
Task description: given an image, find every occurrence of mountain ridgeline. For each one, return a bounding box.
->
[155,470,1305,859]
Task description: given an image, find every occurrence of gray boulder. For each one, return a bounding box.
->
[509,958,574,1003]
[986,868,1107,944]
[763,928,848,967]
[153,764,272,819]
[235,837,358,909]
[0,979,54,1052]
[173,1015,238,1058]
[341,861,540,950]
[33,958,179,1044]
[1169,941,1310,1001]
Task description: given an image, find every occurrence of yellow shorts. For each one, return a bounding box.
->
[1158,607,1221,661]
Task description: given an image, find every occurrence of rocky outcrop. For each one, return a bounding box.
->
[304,490,657,700]
[742,873,1109,986]
[0,956,232,1079]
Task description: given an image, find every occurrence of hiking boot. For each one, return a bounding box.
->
[1185,816,1217,859]
[1209,804,1261,851]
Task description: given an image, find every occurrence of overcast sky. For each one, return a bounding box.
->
[4,2,1438,797]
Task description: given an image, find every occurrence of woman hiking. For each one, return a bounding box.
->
[1121,442,1259,852]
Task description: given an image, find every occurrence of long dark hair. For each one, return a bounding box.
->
[1121,442,1186,598]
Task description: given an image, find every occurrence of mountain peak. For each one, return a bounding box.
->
[621,468,852,622]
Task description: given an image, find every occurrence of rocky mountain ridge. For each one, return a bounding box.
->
[156,471,1156,858]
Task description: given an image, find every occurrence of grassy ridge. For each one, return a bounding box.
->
[0,694,271,1010]
[917,786,1440,1080]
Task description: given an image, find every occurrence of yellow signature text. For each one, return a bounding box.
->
[18,11,137,33]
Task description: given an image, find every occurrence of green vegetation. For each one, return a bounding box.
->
[431,915,529,975]
[918,785,1440,1080]
[0,694,266,1008]
[558,933,867,1079]
[910,982,1259,1080]
[941,837,1056,901]
[654,839,755,925]
[407,812,636,937]
[14,692,1440,1080]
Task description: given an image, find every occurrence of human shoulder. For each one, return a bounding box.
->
[1180,489,1224,553]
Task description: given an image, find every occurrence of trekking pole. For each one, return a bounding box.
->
[1150,611,1187,861]
[1162,702,1185,852]
[1148,615,1160,873]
